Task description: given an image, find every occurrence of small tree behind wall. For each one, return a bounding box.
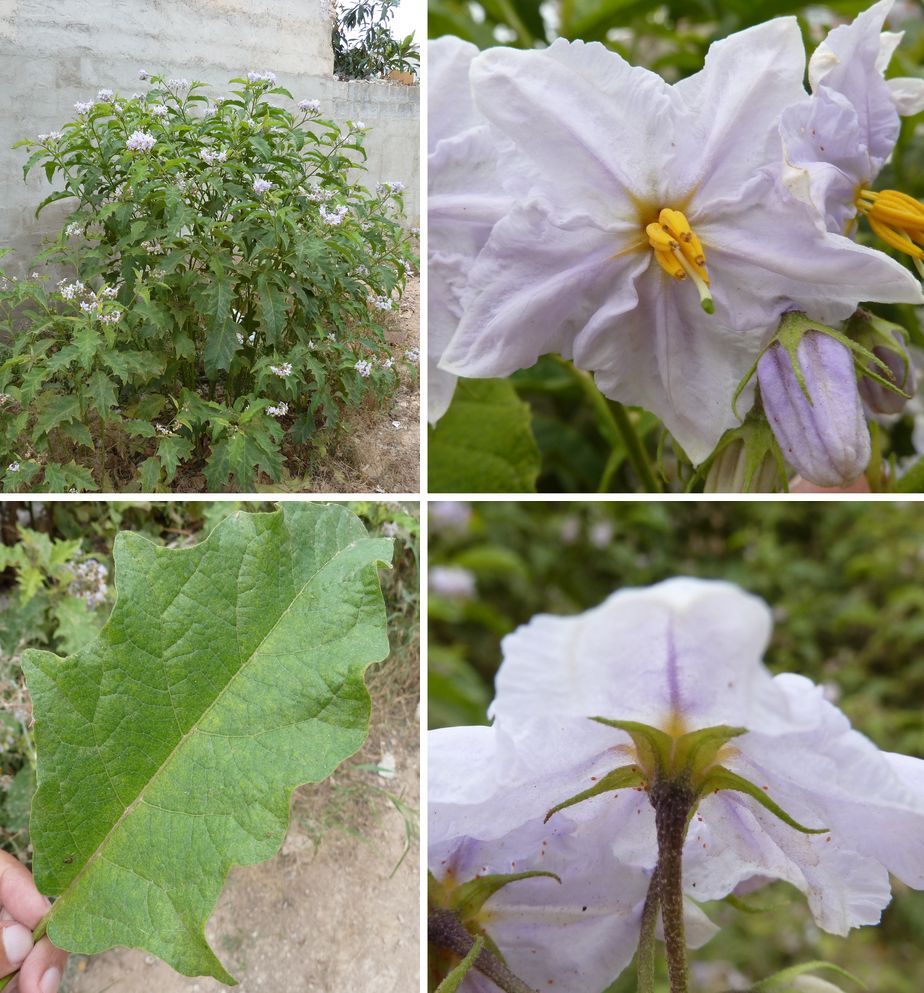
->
[333,0,420,80]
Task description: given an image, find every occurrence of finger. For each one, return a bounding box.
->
[0,920,34,976]
[0,853,51,930]
[16,937,67,993]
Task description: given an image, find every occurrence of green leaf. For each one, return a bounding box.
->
[138,455,163,491]
[86,369,118,417]
[202,277,236,377]
[428,379,540,492]
[257,273,286,345]
[33,394,81,438]
[157,435,194,481]
[23,505,392,982]
[434,936,484,993]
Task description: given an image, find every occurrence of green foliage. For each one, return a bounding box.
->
[23,504,392,981]
[1,72,417,491]
[428,499,924,990]
[334,0,420,80]
[428,379,541,492]
[427,0,924,492]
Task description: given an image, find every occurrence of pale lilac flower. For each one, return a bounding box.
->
[781,0,924,236]
[7,462,20,473]
[270,362,293,378]
[167,78,191,91]
[354,359,373,378]
[381,522,399,538]
[429,565,477,599]
[74,101,94,115]
[758,331,870,487]
[266,401,289,417]
[126,130,156,152]
[589,520,614,549]
[156,424,171,436]
[252,177,273,195]
[64,223,82,238]
[327,332,336,342]
[101,287,118,299]
[448,578,924,937]
[436,26,923,463]
[349,120,366,131]
[430,735,719,993]
[200,148,228,165]
[150,104,169,119]
[370,294,394,311]
[378,180,406,194]
[96,88,114,102]
[404,347,419,363]
[382,357,394,370]
[319,204,348,225]
[59,281,85,301]
[299,99,321,113]
[248,70,277,85]
[138,69,149,80]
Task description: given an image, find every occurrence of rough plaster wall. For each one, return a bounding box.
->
[0,0,419,274]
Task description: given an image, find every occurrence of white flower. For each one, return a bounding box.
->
[429,565,476,599]
[370,294,394,312]
[167,78,191,91]
[349,119,366,131]
[435,27,923,463]
[200,148,228,165]
[404,347,419,363]
[382,357,394,370]
[138,69,149,80]
[252,177,273,195]
[381,522,399,537]
[248,70,278,85]
[449,578,924,938]
[156,424,171,436]
[428,38,510,426]
[126,130,156,152]
[299,99,321,113]
[354,358,373,378]
[270,362,293,378]
[327,332,336,342]
[7,462,20,473]
[65,223,82,238]
[266,401,289,417]
[319,204,348,225]
[96,88,114,102]
[150,104,169,118]
[101,287,118,299]
[59,280,86,300]
[74,101,94,115]
[377,180,405,194]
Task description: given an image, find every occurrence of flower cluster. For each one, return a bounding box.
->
[67,558,109,609]
[149,104,169,119]
[377,180,405,195]
[298,99,321,113]
[266,401,289,417]
[428,1,924,483]
[370,294,394,312]
[200,148,228,165]
[270,362,292,378]
[73,101,94,116]
[247,70,277,85]
[429,578,924,992]
[319,204,348,225]
[252,177,273,195]
[354,358,373,378]
[126,130,156,152]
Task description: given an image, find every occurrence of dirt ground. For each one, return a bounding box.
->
[307,275,420,494]
[62,675,420,993]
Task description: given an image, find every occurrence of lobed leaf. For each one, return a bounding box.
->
[23,504,392,981]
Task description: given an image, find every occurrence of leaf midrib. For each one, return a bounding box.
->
[47,530,367,925]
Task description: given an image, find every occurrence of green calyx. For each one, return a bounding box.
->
[545,719,827,837]
[428,867,561,921]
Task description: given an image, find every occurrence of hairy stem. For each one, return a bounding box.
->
[636,865,660,993]
[552,357,661,491]
[428,909,537,993]
[650,780,696,993]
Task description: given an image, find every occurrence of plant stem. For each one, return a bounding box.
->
[650,780,696,993]
[636,866,660,993]
[553,356,661,491]
[428,909,537,993]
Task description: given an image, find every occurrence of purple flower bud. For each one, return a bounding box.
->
[858,332,915,415]
[758,331,870,488]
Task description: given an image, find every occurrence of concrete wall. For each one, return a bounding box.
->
[0,0,419,274]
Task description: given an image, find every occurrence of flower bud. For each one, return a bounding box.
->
[758,331,870,488]
[857,331,915,414]
[703,432,782,493]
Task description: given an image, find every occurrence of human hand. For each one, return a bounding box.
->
[0,850,67,993]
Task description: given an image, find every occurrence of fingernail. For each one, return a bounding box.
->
[41,966,62,993]
[1,922,33,965]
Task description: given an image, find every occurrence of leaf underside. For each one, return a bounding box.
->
[23,504,392,984]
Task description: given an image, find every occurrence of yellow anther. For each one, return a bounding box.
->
[646,222,677,253]
[647,208,714,313]
[857,187,924,278]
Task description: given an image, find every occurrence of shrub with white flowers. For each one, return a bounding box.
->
[1,71,415,492]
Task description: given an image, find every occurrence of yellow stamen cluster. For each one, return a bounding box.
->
[646,208,714,314]
[857,188,924,279]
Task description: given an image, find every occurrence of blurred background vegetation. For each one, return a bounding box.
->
[428,499,924,991]
[0,500,419,867]
[428,0,924,492]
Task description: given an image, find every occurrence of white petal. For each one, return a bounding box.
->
[675,17,807,207]
[491,578,806,733]
[469,38,679,213]
[440,201,641,378]
[888,75,924,115]
[429,36,483,150]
